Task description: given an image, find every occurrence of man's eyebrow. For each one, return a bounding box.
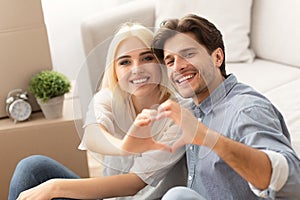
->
[164,47,197,60]
[164,54,172,61]
[179,47,197,54]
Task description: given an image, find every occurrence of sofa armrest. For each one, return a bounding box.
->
[81,0,155,56]
[78,0,155,121]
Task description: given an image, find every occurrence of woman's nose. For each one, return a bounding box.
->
[131,63,145,74]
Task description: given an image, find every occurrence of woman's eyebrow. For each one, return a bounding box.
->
[139,50,153,56]
[116,55,130,61]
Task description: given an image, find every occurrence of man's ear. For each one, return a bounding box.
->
[212,48,224,68]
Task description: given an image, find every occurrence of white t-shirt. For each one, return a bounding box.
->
[79,88,191,200]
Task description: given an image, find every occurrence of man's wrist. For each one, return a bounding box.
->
[201,127,220,149]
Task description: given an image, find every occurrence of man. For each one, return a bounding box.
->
[151,14,300,199]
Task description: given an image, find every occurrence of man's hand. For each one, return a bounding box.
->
[156,99,206,151]
[121,109,171,153]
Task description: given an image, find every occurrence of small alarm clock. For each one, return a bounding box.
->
[6,89,32,123]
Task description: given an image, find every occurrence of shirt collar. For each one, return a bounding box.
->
[191,74,237,115]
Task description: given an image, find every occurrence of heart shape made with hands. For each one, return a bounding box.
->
[121,100,201,154]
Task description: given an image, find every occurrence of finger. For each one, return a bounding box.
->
[157,103,169,113]
[148,110,158,120]
[134,118,151,126]
[155,111,167,120]
[140,109,158,121]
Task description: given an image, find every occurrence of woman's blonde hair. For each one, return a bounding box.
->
[101,22,170,101]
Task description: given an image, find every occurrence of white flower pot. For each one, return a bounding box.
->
[37,95,64,119]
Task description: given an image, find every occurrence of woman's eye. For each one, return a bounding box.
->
[142,55,155,62]
[119,60,130,66]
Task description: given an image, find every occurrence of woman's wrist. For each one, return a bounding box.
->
[46,179,62,199]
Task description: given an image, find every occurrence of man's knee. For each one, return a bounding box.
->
[16,155,51,172]
[162,186,205,200]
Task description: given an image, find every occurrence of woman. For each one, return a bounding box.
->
[9,23,188,200]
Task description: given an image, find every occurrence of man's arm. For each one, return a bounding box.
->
[207,130,272,189]
[17,173,146,200]
[157,99,272,190]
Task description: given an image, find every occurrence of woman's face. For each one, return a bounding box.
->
[115,37,161,96]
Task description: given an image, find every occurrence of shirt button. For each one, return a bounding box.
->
[188,175,193,181]
[189,146,194,151]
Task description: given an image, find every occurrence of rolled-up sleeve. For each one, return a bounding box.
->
[248,150,289,198]
[234,103,300,199]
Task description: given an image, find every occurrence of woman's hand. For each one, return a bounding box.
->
[122,109,171,153]
[17,179,56,200]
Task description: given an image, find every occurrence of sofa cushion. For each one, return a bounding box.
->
[264,78,300,155]
[155,0,254,63]
[251,0,300,68]
[227,59,300,93]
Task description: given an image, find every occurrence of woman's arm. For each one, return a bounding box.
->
[83,109,171,155]
[83,123,127,155]
[17,173,146,200]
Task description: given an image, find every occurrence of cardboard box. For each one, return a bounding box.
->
[0,99,89,200]
[0,0,44,30]
[0,0,52,118]
[0,27,53,118]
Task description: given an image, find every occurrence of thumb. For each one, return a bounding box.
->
[152,142,172,153]
[171,138,186,153]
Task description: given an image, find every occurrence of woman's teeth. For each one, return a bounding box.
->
[132,78,147,84]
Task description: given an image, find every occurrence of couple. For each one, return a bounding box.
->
[9,14,300,200]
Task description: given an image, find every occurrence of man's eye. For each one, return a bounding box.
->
[165,59,174,67]
[184,52,195,58]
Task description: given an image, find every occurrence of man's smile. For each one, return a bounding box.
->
[174,73,197,85]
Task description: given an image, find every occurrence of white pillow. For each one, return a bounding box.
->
[155,0,254,63]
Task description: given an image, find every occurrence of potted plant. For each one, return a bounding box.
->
[29,70,71,119]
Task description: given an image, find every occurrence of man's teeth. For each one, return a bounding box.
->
[178,74,194,83]
[132,78,147,84]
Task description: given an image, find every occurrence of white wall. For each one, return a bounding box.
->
[41,0,132,81]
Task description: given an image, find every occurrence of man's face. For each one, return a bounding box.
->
[163,32,222,102]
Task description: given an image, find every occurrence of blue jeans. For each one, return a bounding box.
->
[8,155,80,200]
[162,186,206,200]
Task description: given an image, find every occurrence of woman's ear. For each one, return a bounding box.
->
[212,48,224,68]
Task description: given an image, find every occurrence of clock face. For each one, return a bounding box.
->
[9,99,32,121]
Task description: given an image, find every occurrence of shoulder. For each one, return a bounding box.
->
[94,88,113,100]
[228,81,273,111]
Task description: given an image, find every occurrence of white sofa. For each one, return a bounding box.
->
[80,0,300,156]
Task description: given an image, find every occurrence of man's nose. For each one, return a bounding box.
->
[174,56,188,72]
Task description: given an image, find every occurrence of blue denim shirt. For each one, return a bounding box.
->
[187,74,300,199]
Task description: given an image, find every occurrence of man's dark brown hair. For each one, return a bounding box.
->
[152,14,227,78]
